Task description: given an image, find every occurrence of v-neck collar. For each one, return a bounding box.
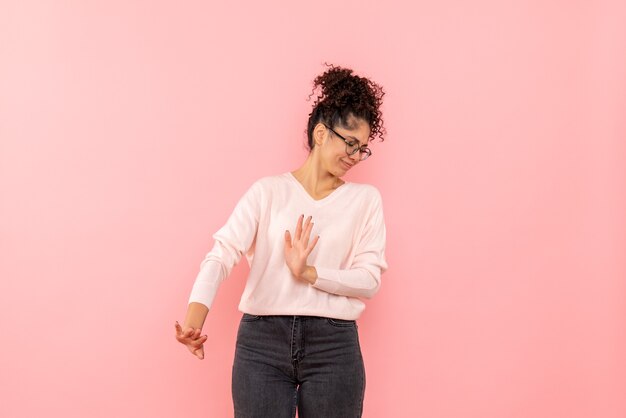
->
[285,172,350,205]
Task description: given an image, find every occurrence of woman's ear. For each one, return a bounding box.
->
[314,123,327,147]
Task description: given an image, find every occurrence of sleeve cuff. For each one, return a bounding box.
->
[187,260,224,309]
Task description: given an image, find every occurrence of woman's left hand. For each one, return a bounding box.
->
[284,214,320,279]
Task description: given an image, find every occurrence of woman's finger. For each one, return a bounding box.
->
[181,333,203,346]
[176,328,195,343]
[295,214,304,240]
[190,336,206,354]
[184,328,195,338]
[307,234,320,253]
[191,335,208,348]
[194,345,205,360]
[188,329,201,342]
[302,221,313,248]
[284,230,292,249]
[299,216,311,246]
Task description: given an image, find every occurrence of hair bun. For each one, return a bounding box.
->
[305,62,386,151]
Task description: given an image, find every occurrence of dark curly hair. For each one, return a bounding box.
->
[305,63,386,151]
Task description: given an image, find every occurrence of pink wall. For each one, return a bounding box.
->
[1,1,625,417]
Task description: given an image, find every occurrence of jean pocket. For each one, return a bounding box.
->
[241,313,262,322]
[326,317,357,327]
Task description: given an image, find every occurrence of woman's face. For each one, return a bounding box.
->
[316,117,371,177]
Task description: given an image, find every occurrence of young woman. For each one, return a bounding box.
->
[175,63,388,418]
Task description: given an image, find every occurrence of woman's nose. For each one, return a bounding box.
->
[348,152,360,163]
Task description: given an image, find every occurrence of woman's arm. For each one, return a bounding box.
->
[187,180,262,309]
[175,303,209,360]
[286,189,388,299]
[176,177,260,359]
[298,265,382,299]
[183,302,209,330]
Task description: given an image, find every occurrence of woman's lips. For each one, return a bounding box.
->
[341,161,352,170]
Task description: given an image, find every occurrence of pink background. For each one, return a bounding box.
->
[1,1,625,417]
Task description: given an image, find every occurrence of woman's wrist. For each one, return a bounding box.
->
[300,265,318,284]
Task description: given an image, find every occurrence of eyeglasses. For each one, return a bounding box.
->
[322,124,372,161]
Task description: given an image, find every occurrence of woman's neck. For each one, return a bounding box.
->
[291,155,344,198]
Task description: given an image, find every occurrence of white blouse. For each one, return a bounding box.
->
[188,171,388,320]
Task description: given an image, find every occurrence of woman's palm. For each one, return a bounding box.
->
[284,214,319,277]
[174,321,207,360]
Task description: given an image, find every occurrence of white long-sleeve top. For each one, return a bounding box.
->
[187,171,388,320]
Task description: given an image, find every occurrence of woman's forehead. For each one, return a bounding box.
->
[340,119,370,144]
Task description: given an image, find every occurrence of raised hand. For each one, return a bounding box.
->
[174,321,207,360]
[284,214,320,279]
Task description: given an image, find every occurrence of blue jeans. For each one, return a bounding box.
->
[232,314,366,418]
